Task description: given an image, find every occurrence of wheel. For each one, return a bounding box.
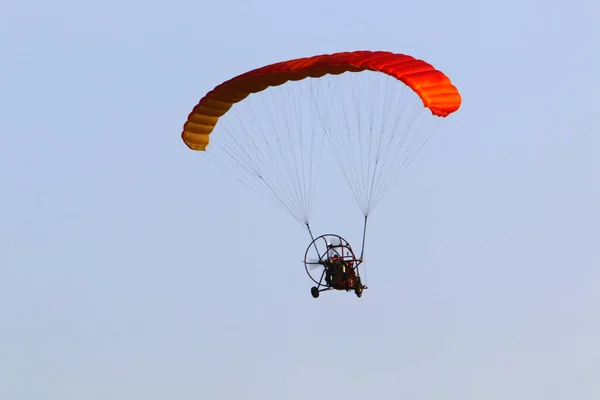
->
[354,279,363,298]
[311,286,320,298]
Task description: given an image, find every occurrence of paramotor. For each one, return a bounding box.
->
[181,50,462,298]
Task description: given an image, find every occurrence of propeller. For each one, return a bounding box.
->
[306,257,325,270]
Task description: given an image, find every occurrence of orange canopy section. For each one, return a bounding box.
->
[182,50,462,151]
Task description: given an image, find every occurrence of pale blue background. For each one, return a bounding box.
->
[1,0,599,399]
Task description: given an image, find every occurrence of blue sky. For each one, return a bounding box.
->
[1,0,599,398]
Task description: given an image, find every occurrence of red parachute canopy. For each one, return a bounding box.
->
[182,50,462,151]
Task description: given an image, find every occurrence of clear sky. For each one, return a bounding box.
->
[1,0,599,399]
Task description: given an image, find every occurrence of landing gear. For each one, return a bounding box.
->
[354,278,363,298]
[311,286,320,298]
[304,234,367,298]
